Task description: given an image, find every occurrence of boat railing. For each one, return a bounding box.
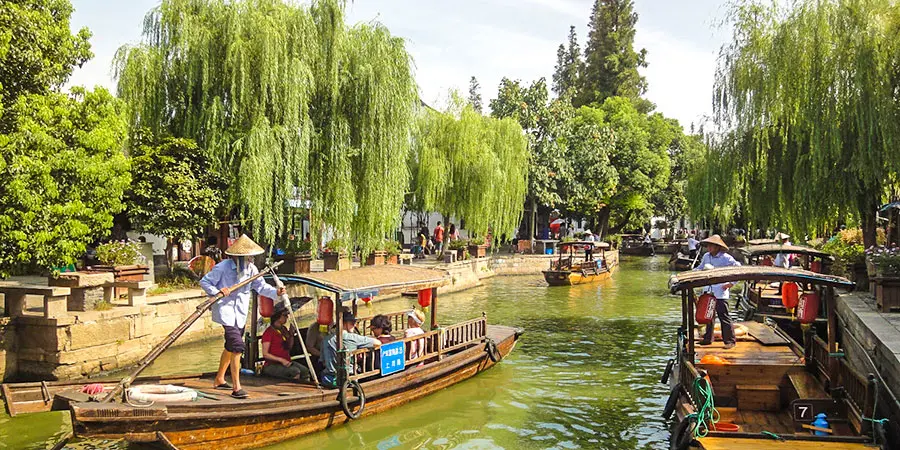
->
[348,316,488,381]
[809,334,875,432]
[356,311,411,336]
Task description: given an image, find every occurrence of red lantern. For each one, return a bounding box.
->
[317,296,334,326]
[695,293,716,325]
[781,282,800,310]
[810,260,822,273]
[761,256,773,266]
[259,295,274,318]
[797,292,820,324]
[417,289,432,308]
[361,296,372,304]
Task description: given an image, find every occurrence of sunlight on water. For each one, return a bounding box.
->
[11,256,680,450]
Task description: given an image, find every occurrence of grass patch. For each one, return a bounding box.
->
[93,301,114,311]
[148,273,198,296]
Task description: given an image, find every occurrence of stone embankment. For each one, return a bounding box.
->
[0,251,617,382]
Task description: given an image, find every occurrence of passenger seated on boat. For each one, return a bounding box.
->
[405,309,426,363]
[321,311,382,388]
[370,315,396,344]
[260,304,311,382]
[305,318,326,376]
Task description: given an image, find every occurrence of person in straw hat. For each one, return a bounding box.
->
[200,234,284,399]
[773,232,792,269]
[694,234,742,349]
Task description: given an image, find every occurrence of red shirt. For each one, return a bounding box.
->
[434,226,444,243]
[262,326,292,367]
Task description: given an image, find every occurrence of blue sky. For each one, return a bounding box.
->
[67,0,729,130]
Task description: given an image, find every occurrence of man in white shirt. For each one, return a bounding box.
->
[694,235,742,349]
[687,234,700,259]
[773,232,792,268]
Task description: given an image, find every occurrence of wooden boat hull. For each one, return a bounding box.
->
[65,325,520,450]
[542,268,612,286]
[619,245,654,256]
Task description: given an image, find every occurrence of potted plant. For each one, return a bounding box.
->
[867,245,900,312]
[448,239,468,261]
[365,247,387,266]
[467,237,489,258]
[823,228,868,290]
[276,236,312,274]
[88,240,150,298]
[385,240,402,264]
[323,238,351,271]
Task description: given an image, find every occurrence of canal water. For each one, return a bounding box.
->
[2,256,681,449]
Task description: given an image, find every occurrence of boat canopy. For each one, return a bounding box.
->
[747,238,777,245]
[739,244,834,261]
[668,266,853,293]
[559,241,611,249]
[272,265,451,301]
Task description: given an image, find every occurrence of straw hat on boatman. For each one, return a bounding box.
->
[199,234,284,399]
[773,232,792,268]
[694,234,741,350]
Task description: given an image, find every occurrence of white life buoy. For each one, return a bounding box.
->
[126,384,197,403]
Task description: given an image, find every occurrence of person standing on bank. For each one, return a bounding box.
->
[694,235,741,349]
[433,221,445,254]
[200,234,284,399]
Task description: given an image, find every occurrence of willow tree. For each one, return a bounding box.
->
[710,0,900,245]
[114,0,417,253]
[412,96,529,241]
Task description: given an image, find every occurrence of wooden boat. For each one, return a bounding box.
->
[1,265,522,449]
[669,251,699,271]
[738,244,835,321]
[664,267,889,449]
[542,241,615,286]
[619,234,655,256]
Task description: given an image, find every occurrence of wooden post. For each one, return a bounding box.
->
[336,296,344,382]
[430,287,438,330]
[826,286,840,383]
[687,290,696,362]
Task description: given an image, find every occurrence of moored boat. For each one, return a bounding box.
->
[542,241,615,286]
[738,244,834,321]
[619,234,655,256]
[1,265,522,449]
[663,267,888,449]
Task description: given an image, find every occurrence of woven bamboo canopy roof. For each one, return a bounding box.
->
[747,238,777,245]
[559,241,611,249]
[668,266,853,293]
[739,244,834,260]
[274,265,450,300]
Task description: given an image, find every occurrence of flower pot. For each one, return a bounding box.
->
[323,251,350,271]
[875,276,900,312]
[386,254,399,265]
[366,251,387,266]
[517,239,532,254]
[276,254,312,274]
[468,244,488,258]
[456,248,468,261]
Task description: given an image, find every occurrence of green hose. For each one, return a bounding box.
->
[692,376,719,438]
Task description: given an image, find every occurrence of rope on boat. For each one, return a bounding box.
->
[691,376,719,438]
[761,431,784,441]
[862,377,890,445]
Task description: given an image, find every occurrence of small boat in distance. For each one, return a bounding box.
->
[542,241,616,286]
[1,265,522,450]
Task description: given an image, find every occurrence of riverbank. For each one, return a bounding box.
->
[0,251,618,382]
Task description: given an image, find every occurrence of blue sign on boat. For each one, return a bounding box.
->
[380,341,405,376]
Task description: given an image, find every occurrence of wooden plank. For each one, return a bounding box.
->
[788,372,828,399]
[700,437,871,449]
[743,321,790,346]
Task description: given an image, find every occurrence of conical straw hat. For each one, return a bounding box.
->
[700,234,729,250]
[225,234,265,256]
[774,232,790,241]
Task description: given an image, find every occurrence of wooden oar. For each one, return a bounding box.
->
[270,272,321,387]
[102,260,283,403]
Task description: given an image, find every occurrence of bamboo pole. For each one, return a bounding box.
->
[270,272,321,387]
[102,261,283,403]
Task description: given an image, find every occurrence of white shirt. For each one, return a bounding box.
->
[687,237,699,251]
[643,235,652,244]
[694,251,742,299]
[200,259,279,328]
[774,240,793,268]
[404,327,425,360]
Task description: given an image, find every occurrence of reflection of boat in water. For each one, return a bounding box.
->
[1,266,522,450]
[664,267,888,449]
[542,241,616,286]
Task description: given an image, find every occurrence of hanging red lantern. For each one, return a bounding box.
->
[781,282,800,310]
[317,296,334,326]
[417,289,432,308]
[258,295,274,318]
[761,256,774,266]
[695,293,716,325]
[361,296,372,304]
[810,260,822,273]
[797,292,820,324]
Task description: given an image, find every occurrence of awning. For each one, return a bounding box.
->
[271,265,451,300]
[739,244,834,261]
[669,266,853,293]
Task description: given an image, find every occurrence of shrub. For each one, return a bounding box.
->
[96,241,145,266]
[324,238,349,253]
[866,245,900,276]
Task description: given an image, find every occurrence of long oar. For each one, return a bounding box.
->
[270,272,321,387]
[102,261,283,403]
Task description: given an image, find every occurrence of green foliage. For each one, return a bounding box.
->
[553,26,582,97]
[468,76,482,114]
[383,240,401,256]
[577,0,648,108]
[96,240,144,266]
[115,0,417,256]
[561,105,618,217]
[700,0,900,245]
[324,238,349,253]
[0,87,130,277]
[0,0,92,132]
[126,133,224,242]
[282,234,311,255]
[447,239,468,251]
[413,94,529,239]
[148,272,197,296]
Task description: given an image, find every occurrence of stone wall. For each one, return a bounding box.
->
[5,290,220,381]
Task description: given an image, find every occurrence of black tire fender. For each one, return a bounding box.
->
[339,378,365,420]
[485,338,502,363]
[670,415,697,450]
[662,385,680,420]
[661,358,675,385]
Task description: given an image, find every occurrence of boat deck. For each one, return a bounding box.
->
[695,339,802,365]
[699,437,871,449]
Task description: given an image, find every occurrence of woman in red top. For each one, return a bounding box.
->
[369,315,396,344]
[261,304,311,382]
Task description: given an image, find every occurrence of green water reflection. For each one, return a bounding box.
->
[4,256,680,449]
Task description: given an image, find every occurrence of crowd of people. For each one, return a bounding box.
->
[412,221,461,258]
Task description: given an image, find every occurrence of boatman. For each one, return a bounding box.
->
[200,234,284,399]
[694,234,741,350]
[686,233,699,259]
[773,232,792,269]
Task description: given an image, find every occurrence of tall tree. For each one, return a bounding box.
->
[552,26,582,97]
[468,76,482,114]
[577,0,647,108]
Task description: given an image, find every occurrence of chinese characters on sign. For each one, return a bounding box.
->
[380,341,406,376]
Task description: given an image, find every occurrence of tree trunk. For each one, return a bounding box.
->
[165,238,175,274]
[860,203,877,249]
[597,207,610,239]
[529,199,537,240]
